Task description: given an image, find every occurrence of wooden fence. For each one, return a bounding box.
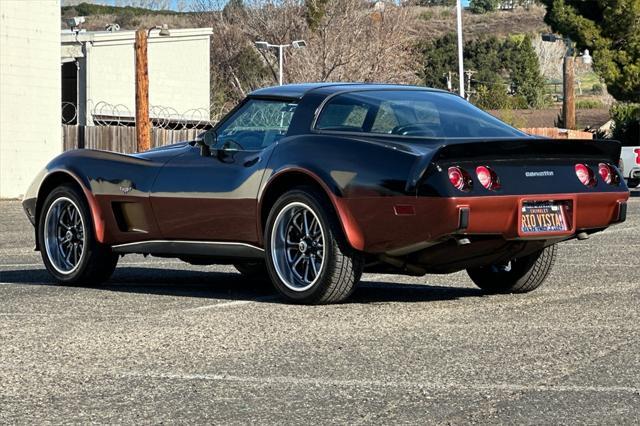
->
[520,127,594,140]
[62,125,203,153]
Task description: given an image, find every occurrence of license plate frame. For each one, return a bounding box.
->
[519,200,570,236]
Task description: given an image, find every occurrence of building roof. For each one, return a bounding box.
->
[61,27,213,62]
[249,83,449,99]
[61,27,212,44]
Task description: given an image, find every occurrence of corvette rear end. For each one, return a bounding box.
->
[347,138,629,278]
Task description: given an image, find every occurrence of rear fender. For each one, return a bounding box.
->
[259,167,365,251]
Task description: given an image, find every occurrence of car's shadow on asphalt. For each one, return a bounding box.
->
[0,267,483,304]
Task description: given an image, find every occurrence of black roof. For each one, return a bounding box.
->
[249,83,450,99]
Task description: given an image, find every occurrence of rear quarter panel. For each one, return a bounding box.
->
[261,134,428,251]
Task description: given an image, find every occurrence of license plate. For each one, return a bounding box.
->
[521,202,568,234]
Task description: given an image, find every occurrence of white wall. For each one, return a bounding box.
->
[0,0,62,199]
[83,29,211,123]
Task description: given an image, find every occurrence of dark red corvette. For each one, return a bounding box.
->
[23,84,630,303]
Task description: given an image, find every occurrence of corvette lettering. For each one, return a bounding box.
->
[525,171,554,177]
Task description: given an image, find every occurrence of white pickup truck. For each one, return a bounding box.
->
[620,146,640,188]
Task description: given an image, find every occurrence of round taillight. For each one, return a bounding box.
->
[575,163,596,187]
[448,166,470,191]
[475,166,500,190]
[598,163,618,185]
[598,163,612,184]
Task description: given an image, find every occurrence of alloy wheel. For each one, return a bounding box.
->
[270,202,325,292]
[43,197,86,275]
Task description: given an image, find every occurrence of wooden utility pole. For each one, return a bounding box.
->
[563,55,576,130]
[135,29,150,152]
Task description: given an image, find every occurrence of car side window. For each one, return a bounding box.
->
[315,102,370,132]
[215,99,297,151]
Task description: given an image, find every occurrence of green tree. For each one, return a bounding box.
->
[417,33,458,90]
[469,0,500,14]
[540,0,640,101]
[419,33,546,108]
[502,35,546,107]
[305,0,329,31]
[222,0,246,21]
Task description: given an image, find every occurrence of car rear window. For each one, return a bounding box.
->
[315,90,526,139]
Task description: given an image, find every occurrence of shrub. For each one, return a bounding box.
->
[469,0,500,14]
[576,99,604,109]
[419,10,434,20]
[499,109,526,128]
[610,103,640,145]
[591,83,604,95]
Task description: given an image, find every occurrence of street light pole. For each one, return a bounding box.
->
[255,40,307,86]
[456,0,464,98]
[278,45,284,86]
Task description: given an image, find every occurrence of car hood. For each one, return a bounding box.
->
[129,141,192,162]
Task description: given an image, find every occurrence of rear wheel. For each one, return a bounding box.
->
[38,185,118,284]
[627,178,639,188]
[467,245,557,294]
[265,188,363,304]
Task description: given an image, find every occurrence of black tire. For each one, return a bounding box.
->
[627,178,639,188]
[467,245,557,294]
[234,261,270,282]
[264,187,363,304]
[38,184,118,285]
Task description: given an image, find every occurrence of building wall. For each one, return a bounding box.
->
[0,0,62,198]
[84,31,211,123]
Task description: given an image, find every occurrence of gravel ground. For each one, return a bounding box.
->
[0,197,638,424]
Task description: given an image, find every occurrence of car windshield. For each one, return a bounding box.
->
[315,90,527,139]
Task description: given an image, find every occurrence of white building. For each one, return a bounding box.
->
[0,5,212,199]
[61,27,213,126]
[1,1,61,199]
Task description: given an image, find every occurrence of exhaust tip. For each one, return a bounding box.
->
[456,238,471,246]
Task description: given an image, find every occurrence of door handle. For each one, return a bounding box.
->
[243,156,260,167]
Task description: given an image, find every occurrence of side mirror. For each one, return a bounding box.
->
[203,131,217,146]
[196,131,216,156]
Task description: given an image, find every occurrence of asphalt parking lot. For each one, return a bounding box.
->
[1,196,639,424]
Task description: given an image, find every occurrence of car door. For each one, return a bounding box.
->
[150,98,298,243]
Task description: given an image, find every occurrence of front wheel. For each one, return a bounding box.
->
[38,185,118,284]
[467,245,557,294]
[264,188,363,304]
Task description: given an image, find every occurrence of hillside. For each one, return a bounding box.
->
[62,3,549,40]
[412,5,549,41]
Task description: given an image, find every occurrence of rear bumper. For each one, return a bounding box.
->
[339,191,629,253]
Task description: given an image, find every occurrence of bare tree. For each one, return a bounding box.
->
[531,34,564,81]
[191,0,420,119]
